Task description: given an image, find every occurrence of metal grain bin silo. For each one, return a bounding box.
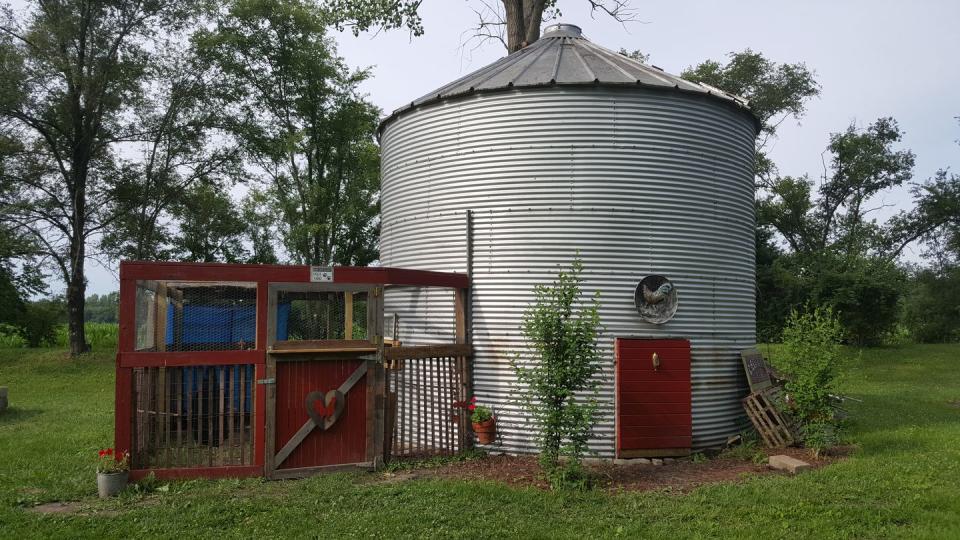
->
[378,23,760,456]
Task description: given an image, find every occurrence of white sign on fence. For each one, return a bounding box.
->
[310,266,334,282]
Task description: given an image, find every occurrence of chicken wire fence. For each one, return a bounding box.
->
[135,280,257,352]
[276,290,369,341]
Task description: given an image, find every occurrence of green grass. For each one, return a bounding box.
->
[1,344,959,538]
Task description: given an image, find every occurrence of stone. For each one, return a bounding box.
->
[652,458,664,466]
[768,454,811,474]
[613,457,651,466]
[663,458,675,463]
[0,386,7,412]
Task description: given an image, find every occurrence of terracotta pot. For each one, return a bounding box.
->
[472,417,497,445]
[97,471,128,498]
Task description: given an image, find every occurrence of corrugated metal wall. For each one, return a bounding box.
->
[381,87,756,455]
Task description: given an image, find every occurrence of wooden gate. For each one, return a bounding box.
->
[264,283,385,479]
[615,338,692,458]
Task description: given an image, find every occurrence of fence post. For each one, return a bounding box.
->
[454,288,474,450]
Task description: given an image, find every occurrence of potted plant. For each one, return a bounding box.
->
[96,448,129,498]
[469,397,496,445]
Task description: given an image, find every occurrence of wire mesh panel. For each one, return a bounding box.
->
[276,290,368,341]
[134,281,257,352]
[386,347,470,459]
[131,364,255,469]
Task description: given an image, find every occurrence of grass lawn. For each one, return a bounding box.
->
[1,344,959,538]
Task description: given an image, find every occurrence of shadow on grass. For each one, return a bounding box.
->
[0,407,43,425]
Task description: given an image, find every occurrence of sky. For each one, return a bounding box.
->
[61,0,960,294]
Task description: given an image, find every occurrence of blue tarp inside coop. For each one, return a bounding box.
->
[163,302,293,415]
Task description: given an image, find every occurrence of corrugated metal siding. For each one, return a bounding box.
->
[381,87,756,455]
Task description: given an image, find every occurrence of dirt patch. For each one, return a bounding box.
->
[947,399,960,409]
[29,501,82,514]
[415,446,850,493]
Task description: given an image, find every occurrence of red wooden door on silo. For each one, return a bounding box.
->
[615,338,692,457]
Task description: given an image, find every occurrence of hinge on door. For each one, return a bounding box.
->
[373,287,381,297]
[257,377,276,385]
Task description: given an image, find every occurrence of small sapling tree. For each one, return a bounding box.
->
[514,258,602,488]
[777,305,845,456]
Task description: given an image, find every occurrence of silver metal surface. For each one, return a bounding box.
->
[379,23,760,137]
[380,47,757,455]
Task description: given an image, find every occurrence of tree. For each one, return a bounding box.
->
[99,46,241,262]
[327,1,637,53]
[754,118,914,343]
[197,0,380,266]
[515,259,602,488]
[681,50,820,185]
[759,118,915,256]
[241,189,280,265]
[0,1,197,355]
[170,182,247,263]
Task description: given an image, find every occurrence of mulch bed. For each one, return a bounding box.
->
[407,446,853,493]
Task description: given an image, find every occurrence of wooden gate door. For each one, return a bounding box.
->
[615,338,692,458]
[264,283,384,479]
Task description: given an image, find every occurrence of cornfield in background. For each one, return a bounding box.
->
[0,323,118,349]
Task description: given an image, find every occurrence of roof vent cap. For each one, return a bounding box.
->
[543,23,582,37]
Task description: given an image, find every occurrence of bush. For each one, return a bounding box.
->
[19,300,65,347]
[776,305,845,448]
[514,259,602,490]
[902,267,960,343]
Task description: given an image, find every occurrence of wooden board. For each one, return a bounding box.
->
[615,338,692,457]
[274,358,368,470]
[741,348,773,392]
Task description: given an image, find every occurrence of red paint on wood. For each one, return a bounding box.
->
[118,277,136,353]
[255,363,266,468]
[129,466,261,481]
[274,359,367,469]
[119,350,262,368]
[118,261,468,289]
[114,363,132,458]
[615,338,692,456]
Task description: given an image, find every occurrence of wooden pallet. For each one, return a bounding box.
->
[742,386,796,447]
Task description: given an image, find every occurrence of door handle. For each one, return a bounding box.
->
[652,352,661,371]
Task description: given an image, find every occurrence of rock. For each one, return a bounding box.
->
[0,386,7,412]
[613,457,651,466]
[663,458,675,463]
[652,458,664,466]
[768,454,811,474]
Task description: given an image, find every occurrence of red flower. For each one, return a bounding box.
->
[470,396,477,403]
[105,448,114,456]
[98,450,106,458]
[468,404,476,411]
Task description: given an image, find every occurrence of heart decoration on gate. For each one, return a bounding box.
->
[305,389,346,430]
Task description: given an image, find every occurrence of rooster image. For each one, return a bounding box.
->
[642,282,674,305]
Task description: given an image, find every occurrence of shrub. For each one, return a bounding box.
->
[514,258,602,490]
[902,267,960,343]
[19,300,64,347]
[777,305,845,448]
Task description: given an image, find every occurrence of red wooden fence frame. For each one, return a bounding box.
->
[115,261,468,480]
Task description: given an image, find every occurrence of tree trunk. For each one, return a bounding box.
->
[66,261,90,355]
[502,0,548,53]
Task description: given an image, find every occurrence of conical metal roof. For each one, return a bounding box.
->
[379,23,760,134]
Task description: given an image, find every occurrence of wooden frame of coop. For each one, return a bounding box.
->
[114,261,472,480]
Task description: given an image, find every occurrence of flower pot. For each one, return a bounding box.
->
[97,471,128,498]
[472,418,497,445]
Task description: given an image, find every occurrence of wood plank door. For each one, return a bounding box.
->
[264,283,384,479]
[615,338,692,458]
